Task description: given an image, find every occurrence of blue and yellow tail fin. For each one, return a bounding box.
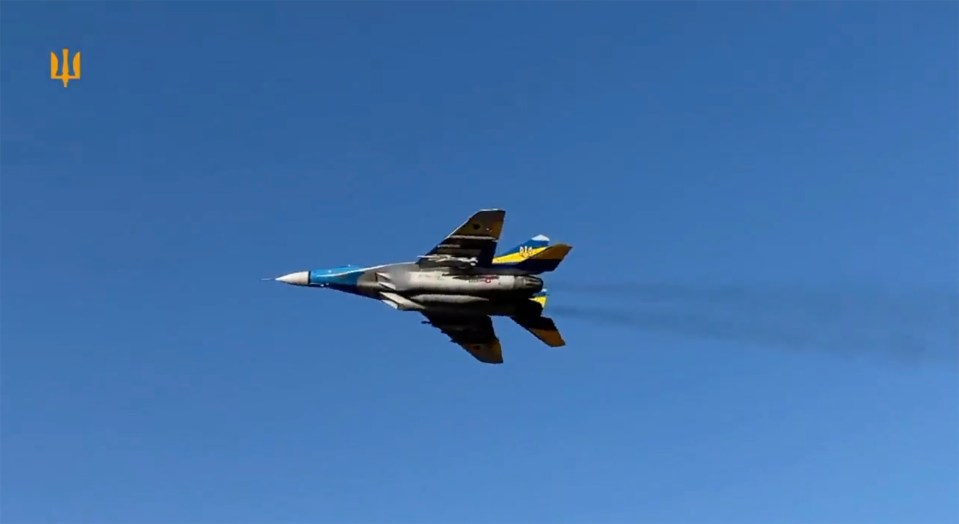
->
[493,234,550,264]
[505,243,572,274]
[530,289,549,308]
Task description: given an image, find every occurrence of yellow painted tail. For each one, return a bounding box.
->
[508,243,572,274]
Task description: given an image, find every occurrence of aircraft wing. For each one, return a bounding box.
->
[417,209,505,269]
[421,313,504,364]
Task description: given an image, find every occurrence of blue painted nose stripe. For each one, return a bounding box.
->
[309,267,363,287]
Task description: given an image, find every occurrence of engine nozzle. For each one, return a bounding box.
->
[517,275,544,293]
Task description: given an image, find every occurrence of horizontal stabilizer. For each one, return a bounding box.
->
[511,315,565,348]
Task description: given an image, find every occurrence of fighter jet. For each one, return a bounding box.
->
[273,209,572,364]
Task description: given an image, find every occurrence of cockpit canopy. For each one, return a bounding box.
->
[308,265,364,287]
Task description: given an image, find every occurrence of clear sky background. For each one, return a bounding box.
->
[2,3,957,523]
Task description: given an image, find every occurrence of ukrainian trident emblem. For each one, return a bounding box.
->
[50,48,80,87]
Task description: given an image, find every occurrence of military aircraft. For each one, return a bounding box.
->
[273,209,572,364]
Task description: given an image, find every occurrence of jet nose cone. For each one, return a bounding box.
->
[275,271,309,285]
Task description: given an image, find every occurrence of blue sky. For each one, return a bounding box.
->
[2,3,957,523]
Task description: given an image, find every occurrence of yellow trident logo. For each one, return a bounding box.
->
[519,246,534,258]
[50,48,80,87]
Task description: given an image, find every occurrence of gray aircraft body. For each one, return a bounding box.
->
[273,209,572,363]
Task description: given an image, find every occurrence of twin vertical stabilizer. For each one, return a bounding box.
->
[494,235,572,274]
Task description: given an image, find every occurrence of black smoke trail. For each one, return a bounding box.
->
[546,281,959,365]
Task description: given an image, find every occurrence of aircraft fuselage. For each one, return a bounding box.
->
[274,261,544,316]
[272,208,571,363]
